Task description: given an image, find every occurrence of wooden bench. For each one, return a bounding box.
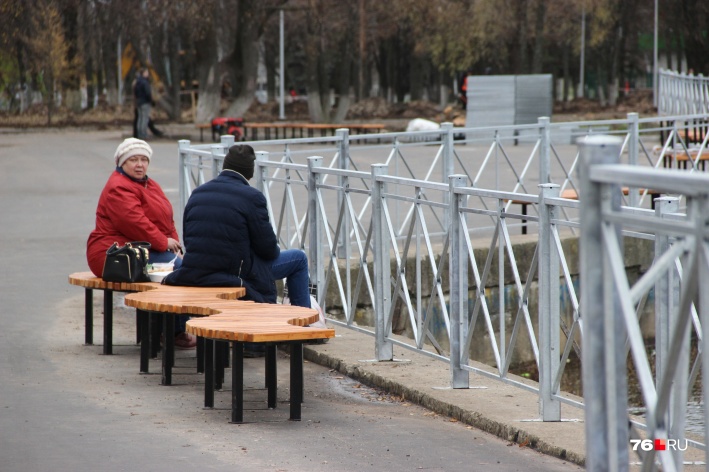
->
[506,187,662,234]
[242,122,385,141]
[68,272,245,377]
[663,149,709,171]
[677,128,707,143]
[125,287,334,422]
[196,123,212,142]
[68,272,161,355]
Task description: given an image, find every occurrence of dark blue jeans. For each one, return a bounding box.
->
[271,249,310,308]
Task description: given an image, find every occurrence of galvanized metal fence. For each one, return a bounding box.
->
[177,114,709,467]
[659,69,709,117]
[579,135,709,471]
[179,112,709,237]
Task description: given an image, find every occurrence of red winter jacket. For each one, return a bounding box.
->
[86,169,179,276]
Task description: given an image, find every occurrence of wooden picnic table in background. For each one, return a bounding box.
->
[243,122,386,141]
[659,148,709,170]
[194,121,386,142]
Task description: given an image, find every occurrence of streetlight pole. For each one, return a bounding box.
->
[279,9,286,120]
[653,0,658,108]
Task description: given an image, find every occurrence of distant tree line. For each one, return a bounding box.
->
[0,0,707,123]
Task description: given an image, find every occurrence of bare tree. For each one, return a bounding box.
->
[679,0,709,75]
[24,0,77,123]
[274,0,356,122]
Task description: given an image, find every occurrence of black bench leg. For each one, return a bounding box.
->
[103,290,113,355]
[136,311,141,344]
[266,344,277,409]
[204,338,214,408]
[215,341,227,390]
[162,314,175,386]
[231,342,244,423]
[150,313,162,358]
[139,309,150,373]
[521,203,528,235]
[196,336,205,373]
[290,342,303,421]
[85,288,93,345]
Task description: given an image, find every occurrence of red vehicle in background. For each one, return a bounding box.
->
[211,117,245,142]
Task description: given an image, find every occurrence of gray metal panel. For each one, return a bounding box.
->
[466,75,516,128]
[464,74,552,138]
[515,74,553,125]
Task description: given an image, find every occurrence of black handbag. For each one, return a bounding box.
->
[102,241,152,283]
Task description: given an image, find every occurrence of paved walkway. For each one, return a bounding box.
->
[6,127,701,470]
[0,128,583,471]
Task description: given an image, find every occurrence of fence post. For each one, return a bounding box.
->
[627,113,640,208]
[538,117,551,184]
[654,196,679,392]
[308,157,325,308]
[700,196,709,471]
[254,151,275,229]
[210,145,223,183]
[372,163,393,361]
[336,128,350,260]
[177,140,190,229]
[220,134,235,149]
[578,135,628,471]
[254,151,268,193]
[449,174,469,388]
[654,196,688,470]
[538,183,561,421]
[441,123,455,230]
[217,135,235,176]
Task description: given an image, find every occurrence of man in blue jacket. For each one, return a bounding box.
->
[165,144,311,309]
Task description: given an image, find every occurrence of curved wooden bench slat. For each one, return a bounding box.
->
[99,276,336,342]
[69,271,162,292]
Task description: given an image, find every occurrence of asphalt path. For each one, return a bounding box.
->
[0,128,581,471]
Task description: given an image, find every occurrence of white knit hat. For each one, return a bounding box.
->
[114,138,152,167]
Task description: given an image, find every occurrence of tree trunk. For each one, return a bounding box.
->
[531,0,546,73]
[45,73,54,125]
[515,1,529,74]
[265,41,277,102]
[78,1,94,108]
[562,42,570,102]
[332,39,354,122]
[681,0,709,75]
[100,26,118,105]
[224,0,275,119]
[166,20,182,120]
[194,28,222,123]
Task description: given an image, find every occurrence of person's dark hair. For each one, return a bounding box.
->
[223,144,256,180]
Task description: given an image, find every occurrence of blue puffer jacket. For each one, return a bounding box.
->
[163,170,280,303]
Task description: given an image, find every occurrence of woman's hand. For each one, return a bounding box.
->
[167,237,182,254]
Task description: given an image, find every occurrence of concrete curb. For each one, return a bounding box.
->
[303,330,587,467]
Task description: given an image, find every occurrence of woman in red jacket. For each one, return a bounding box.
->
[87,137,196,349]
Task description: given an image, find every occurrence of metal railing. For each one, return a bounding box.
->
[176,116,709,467]
[178,113,709,240]
[659,69,709,117]
[580,135,709,470]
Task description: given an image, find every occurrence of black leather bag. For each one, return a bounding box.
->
[102,241,152,283]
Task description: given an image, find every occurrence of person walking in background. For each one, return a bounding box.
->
[134,68,153,140]
[132,70,163,139]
